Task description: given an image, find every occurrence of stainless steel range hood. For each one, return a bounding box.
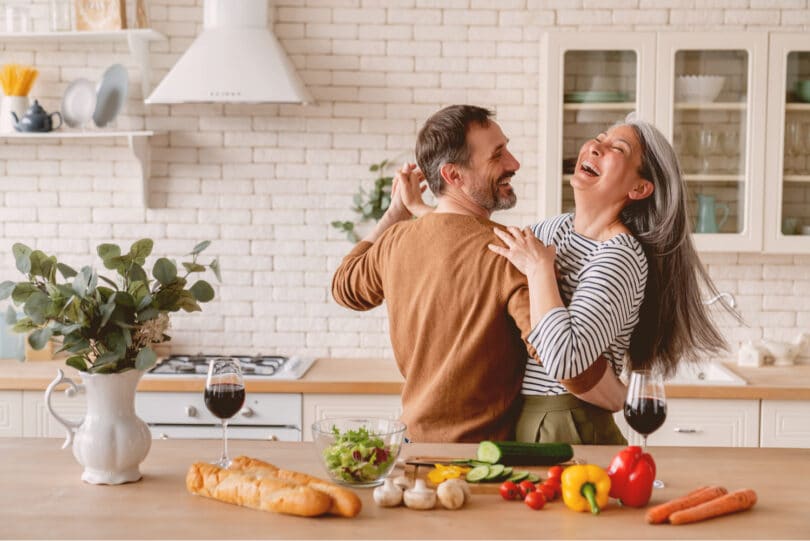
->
[145,0,312,104]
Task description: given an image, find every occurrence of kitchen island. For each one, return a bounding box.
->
[1,438,807,539]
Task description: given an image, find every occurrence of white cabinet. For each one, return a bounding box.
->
[764,34,810,252]
[22,389,86,438]
[613,398,760,447]
[760,400,810,448]
[0,391,23,437]
[539,31,793,253]
[302,394,402,442]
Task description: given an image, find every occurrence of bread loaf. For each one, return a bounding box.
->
[230,455,362,518]
[186,462,332,517]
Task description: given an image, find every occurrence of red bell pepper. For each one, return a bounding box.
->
[606,445,656,507]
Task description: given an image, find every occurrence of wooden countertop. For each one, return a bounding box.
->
[0,439,806,539]
[1,358,809,400]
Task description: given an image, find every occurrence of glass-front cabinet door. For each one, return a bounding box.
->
[764,34,810,253]
[656,33,768,252]
[539,33,656,218]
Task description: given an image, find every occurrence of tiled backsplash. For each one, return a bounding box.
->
[1,1,808,364]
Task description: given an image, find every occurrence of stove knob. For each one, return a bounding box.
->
[160,433,170,440]
[240,407,254,418]
[185,405,198,418]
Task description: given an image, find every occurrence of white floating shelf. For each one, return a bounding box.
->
[0,130,157,206]
[0,29,166,97]
[674,102,746,111]
[563,102,636,111]
[783,174,810,183]
[785,103,810,112]
[683,174,745,183]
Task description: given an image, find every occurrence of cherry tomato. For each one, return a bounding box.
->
[547,465,564,481]
[524,490,547,510]
[537,483,556,501]
[518,480,536,498]
[499,480,519,501]
[543,478,561,500]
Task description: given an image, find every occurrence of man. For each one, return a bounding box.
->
[331,105,605,442]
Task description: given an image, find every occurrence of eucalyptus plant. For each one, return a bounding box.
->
[331,158,394,242]
[0,239,221,374]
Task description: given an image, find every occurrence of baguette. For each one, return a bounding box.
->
[230,455,362,518]
[186,462,332,517]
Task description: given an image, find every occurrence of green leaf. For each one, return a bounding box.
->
[12,318,38,333]
[57,262,78,279]
[12,243,32,274]
[11,283,38,304]
[5,305,17,324]
[96,244,121,262]
[177,291,201,313]
[136,292,153,311]
[96,351,122,365]
[114,292,136,308]
[72,267,94,298]
[28,327,53,350]
[209,258,222,283]
[98,275,119,289]
[0,280,15,300]
[128,263,148,283]
[135,347,157,371]
[64,338,91,354]
[129,239,154,264]
[182,262,206,273]
[51,322,81,335]
[189,280,215,302]
[138,306,159,321]
[153,258,177,286]
[99,297,116,328]
[189,240,211,256]
[29,250,46,277]
[24,291,50,324]
[65,356,88,372]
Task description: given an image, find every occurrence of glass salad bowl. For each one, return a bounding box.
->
[312,417,406,487]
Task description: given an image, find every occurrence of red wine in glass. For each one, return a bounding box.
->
[204,383,246,419]
[624,370,667,488]
[624,397,667,437]
[205,358,245,468]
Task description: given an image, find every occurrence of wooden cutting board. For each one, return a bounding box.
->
[396,456,570,495]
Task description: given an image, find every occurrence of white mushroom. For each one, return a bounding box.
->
[436,479,467,510]
[393,474,413,490]
[439,478,471,506]
[373,478,403,507]
[403,479,436,510]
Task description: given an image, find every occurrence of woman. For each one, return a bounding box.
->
[486,118,735,444]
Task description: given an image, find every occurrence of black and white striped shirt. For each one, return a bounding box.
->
[522,213,648,396]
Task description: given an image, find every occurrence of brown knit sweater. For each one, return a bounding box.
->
[332,213,549,442]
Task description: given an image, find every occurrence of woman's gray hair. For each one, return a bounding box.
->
[619,118,737,376]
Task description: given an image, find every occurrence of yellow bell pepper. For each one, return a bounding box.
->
[427,464,470,485]
[561,464,611,515]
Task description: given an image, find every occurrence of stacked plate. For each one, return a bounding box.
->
[62,64,128,129]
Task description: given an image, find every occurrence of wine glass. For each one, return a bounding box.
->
[697,127,720,174]
[205,357,245,468]
[624,369,667,488]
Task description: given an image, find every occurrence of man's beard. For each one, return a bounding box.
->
[469,175,517,211]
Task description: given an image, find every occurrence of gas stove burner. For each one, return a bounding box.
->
[147,353,314,381]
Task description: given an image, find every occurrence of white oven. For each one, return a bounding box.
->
[137,354,314,441]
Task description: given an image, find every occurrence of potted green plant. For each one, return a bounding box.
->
[331,159,395,242]
[0,239,219,484]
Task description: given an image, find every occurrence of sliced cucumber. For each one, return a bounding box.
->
[484,464,505,480]
[465,465,490,483]
[501,466,513,478]
[476,441,502,464]
[507,470,529,483]
[469,459,494,467]
[527,473,540,483]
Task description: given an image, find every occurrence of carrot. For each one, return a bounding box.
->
[668,489,757,525]
[645,485,728,524]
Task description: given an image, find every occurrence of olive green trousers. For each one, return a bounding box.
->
[516,394,628,445]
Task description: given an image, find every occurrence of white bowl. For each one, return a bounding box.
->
[675,75,725,103]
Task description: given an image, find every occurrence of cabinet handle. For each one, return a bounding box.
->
[268,434,279,441]
[673,427,701,433]
[240,407,254,418]
[185,405,197,418]
[159,433,170,440]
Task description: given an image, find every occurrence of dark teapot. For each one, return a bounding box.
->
[12,100,62,132]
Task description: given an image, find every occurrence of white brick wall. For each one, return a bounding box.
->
[1,0,809,364]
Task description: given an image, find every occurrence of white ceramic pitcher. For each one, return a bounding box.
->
[45,368,152,485]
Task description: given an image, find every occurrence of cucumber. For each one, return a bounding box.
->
[507,470,529,483]
[526,473,540,483]
[484,464,505,480]
[465,465,490,482]
[501,466,513,478]
[477,441,574,466]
